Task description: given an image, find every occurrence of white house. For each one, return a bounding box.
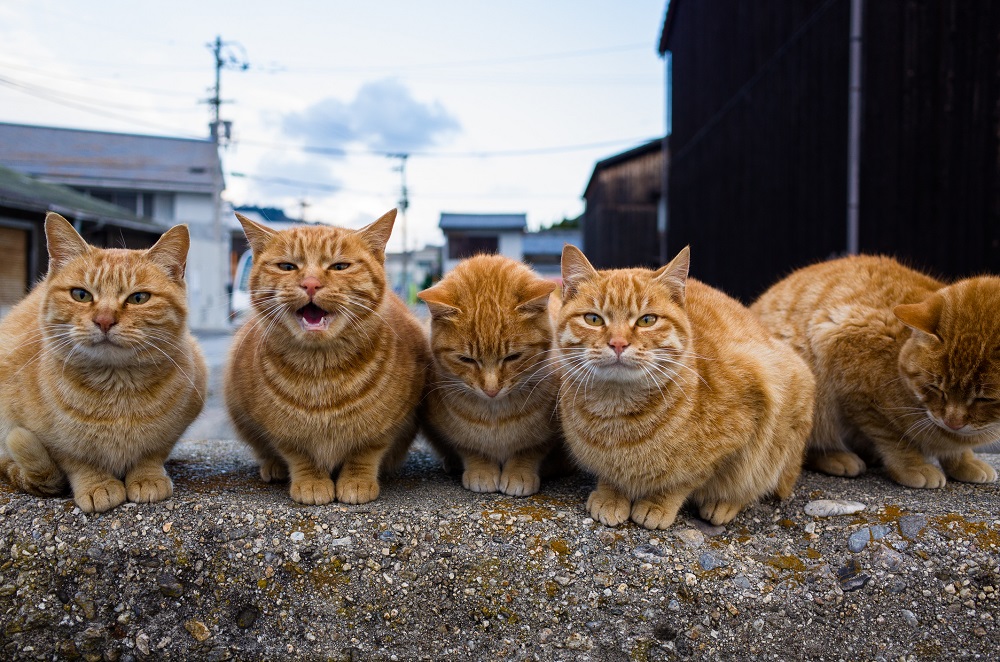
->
[0,122,229,331]
[439,212,527,274]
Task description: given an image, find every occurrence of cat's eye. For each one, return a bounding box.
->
[636,314,658,327]
[70,288,93,303]
[127,292,151,305]
[503,353,522,362]
[583,313,604,326]
[973,397,997,406]
[329,263,350,271]
[277,262,298,271]
[458,356,477,364]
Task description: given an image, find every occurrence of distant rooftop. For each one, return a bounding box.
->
[439,213,527,231]
[0,164,165,233]
[0,122,222,194]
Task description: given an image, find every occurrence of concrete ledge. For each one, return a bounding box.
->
[1,440,998,660]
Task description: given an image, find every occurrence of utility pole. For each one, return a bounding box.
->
[389,153,410,299]
[204,35,249,147]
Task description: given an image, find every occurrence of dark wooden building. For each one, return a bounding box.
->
[660,0,1000,301]
[582,138,667,269]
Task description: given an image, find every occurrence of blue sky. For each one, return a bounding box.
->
[0,1,668,252]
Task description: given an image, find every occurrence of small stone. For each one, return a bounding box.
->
[564,633,592,651]
[329,537,352,547]
[898,515,927,540]
[184,620,211,642]
[633,544,667,563]
[698,552,727,571]
[161,522,172,533]
[901,609,918,628]
[378,530,395,541]
[847,525,891,552]
[840,574,871,592]
[0,585,15,597]
[732,575,752,590]
[135,633,150,656]
[156,574,184,598]
[805,499,866,517]
[675,528,705,549]
[290,531,305,542]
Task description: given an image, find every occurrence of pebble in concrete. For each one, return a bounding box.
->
[847,525,891,552]
[804,499,866,517]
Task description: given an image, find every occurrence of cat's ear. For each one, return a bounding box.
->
[561,245,597,300]
[45,212,91,273]
[358,209,397,261]
[147,225,190,282]
[418,283,461,320]
[515,279,558,316]
[894,294,943,340]
[653,245,690,305]
[235,212,276,256]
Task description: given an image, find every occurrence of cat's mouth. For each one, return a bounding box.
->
[295,302,331,331]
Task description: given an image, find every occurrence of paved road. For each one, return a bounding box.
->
[183,330,236,441]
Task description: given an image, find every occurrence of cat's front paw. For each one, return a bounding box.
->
[259,457,288,483]
[126,475,173,504]
[811,451,866,477]
[337,477,380,504]
[463,467,501,493]
[75,479,127,513]
[889,463,947,489]
[698,500,742,526]
[587,489,631,527]
[631,498,682,530]
[290,477,335,505]
[942,455,998,484]
[499,467,540,497]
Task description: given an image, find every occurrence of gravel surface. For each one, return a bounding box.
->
[0,440,998,661]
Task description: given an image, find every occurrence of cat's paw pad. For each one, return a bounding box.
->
[126,475,173,504]
[813,451,866,477]
[698,501,742,526]
[891,463,947,489]
[337,477,380,505]
[462,467,501,493]
[587,490,631,527]
[944,456,998,484]
[75,479,126,513]
[259,458,288,483]
[499,468,540,497]
[290,477,335,505]
[631,499,680,530]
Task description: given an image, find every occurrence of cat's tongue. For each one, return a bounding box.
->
[297,302,329,330]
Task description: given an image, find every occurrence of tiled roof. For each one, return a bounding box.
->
[0,122,221,194]
[439,213,527,231]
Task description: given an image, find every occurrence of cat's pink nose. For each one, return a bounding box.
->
[300,277,323,297]
[483,386,500,398]
[944,417,965,430]
[93,312,116,334]
[608,338,629,357]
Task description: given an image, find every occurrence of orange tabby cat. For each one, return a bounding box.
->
[0,213,206,513]
[556,245,814,530]
[225,209,429,505]
[752,255,1000,488]
[418,254,563,496]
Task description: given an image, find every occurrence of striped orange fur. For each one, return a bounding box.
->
[418,255,565,496]
[556,246,814,530]
[0,213,206,513]
[752,255,1000,488]
[225,210,429,505]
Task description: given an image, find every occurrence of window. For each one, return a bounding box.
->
[448,234,498,260]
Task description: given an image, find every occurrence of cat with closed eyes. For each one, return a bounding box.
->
[225,209,429,505]
[418,254,565,496]
[555,245,814,530]
[0,213,206,513]
[752,255,1000,488]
